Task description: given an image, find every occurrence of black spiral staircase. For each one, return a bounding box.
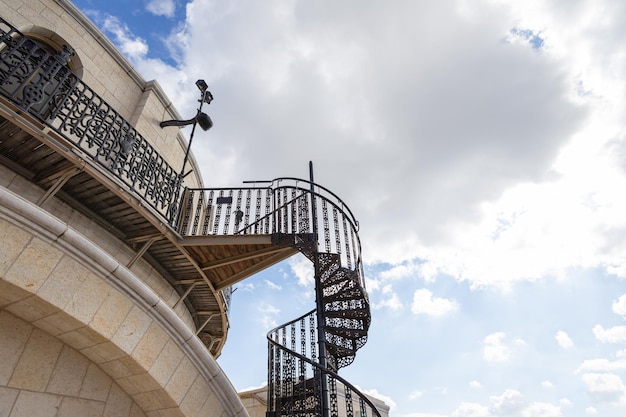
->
[262,171,382,417]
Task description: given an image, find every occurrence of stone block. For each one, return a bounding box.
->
[9,391,61,417]
[132,321,170,370]
[57,397,105,417]
[37,255,90,310]
[91,287,134,339]
[46,345,89,396]
[149,339,184,387]
[79,363,113,402]
[8,328,63,391]
[112,305,154,355]
[0,312,32,386]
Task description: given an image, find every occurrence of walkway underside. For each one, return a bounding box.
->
[181,236,299,291]
[0,108,295,356]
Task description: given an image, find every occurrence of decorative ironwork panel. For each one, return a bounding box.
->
[0,18,183,224]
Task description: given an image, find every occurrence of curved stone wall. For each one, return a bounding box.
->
[0,311,145,416]
[0,185,246,417]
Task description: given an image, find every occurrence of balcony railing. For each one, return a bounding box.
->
[0,17,182,224]
[178,178,363,283]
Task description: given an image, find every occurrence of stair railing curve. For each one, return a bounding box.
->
[267,310,382,417]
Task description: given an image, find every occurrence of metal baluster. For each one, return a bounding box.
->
[359,396,368,417]
[281,188,288,234]
[264,188,271,234]
[276,189,282,234]
[343,214,352,269]
[255,188,262,234]
[333,207,341,258]
[191,190,203,235]
[329,376,338,417]
[322,199,330,253]
[289,184,300,233]
[281,327,290,414]
[202,191,212,235]
[243,189,251,233]
[234,189,243,233]
[267,339,275,415]
[299,190,309,234]
[290,323,296,413]
[179,189,193,235]
[213,190,223,234]
[345,385,354,417]
[222,190,233,235]
[300,317,306,381]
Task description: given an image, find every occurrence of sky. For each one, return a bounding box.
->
[69,1,626,416]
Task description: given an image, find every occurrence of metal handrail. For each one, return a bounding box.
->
[267,310,381,417]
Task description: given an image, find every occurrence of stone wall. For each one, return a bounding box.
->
[0,185,246,416]
[0,311,146,417]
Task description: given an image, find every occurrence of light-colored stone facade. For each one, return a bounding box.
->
[0,182,245,416]
[0,0,245,416]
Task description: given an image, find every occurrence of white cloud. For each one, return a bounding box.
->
[411,288,459,317]
[577,358,626,373]
[100,15,149,60]
[451,402,493,417]
[374,285,403,311]
[258,304,279,314]
[146,0,175,18]
[238,282,255,292]
[490,389,525,414]
[357,387,396,410]
[288,254,314,287]
[409,390,423,400]
[613,294,626,318]
[541,380,554,388]
[379,261,421,281]
[257,303,280,329]
[483,332,512,363]
[555,330,574,349]
[469,380,482,390]
[585,406,598,414]
[521,402,562,417]
[264,279,281,290]
[581,373,626,404]
[593,324,626,343]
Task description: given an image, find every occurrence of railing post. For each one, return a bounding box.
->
[310,161,330,417]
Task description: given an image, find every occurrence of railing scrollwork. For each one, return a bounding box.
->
[0,18,182,224]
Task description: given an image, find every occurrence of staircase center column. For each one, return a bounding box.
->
[310,161,330,417]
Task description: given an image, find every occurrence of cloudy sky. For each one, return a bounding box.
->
[71,0,626,415]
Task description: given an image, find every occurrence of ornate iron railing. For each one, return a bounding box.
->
[267,310,381,417]
[177,178,363,281]
[0,17,182,224]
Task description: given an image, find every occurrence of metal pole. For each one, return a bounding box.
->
[179,91,206,178]
[310,161,330,417]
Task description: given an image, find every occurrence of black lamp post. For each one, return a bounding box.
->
[160,79,213,178]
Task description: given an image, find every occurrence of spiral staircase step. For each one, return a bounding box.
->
[323,307,370,319]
